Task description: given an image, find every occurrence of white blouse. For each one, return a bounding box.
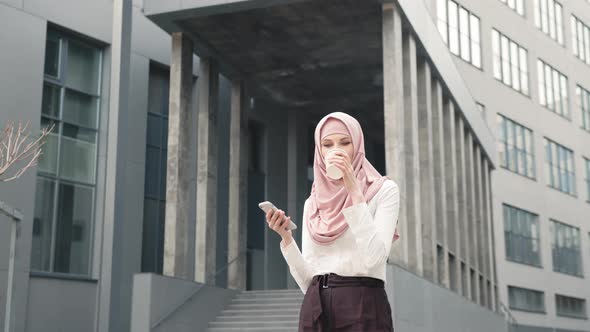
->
[280,179,400,294]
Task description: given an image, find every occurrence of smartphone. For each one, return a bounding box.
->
[258,201,298,230]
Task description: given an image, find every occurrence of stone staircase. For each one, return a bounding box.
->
[206,289,304,332]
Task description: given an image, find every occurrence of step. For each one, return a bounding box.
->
[219,308,300,317]
[207,328,297,332]
[241,289,302,294]
[235,293,304,300]
[226,303,301,310]
[209,320,299,328]
[213,314,300,322]
[231,297,304,305]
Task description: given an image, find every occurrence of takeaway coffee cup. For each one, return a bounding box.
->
[325,148,347,180]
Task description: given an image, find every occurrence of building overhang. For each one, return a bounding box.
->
[144,0,497,167]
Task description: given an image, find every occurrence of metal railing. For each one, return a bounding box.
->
[0,200,23,332]
[498,300,518,327]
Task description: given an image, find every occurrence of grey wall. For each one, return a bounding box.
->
[387,264,508,332]
[0,4,47,331]
[130,273,237,332]
[24,277,97,332]
[0,0,199,331]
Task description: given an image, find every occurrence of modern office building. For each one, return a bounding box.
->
[428,0,590,331]
[2,0,580,331]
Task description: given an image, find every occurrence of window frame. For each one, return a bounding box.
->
[437,0,482,69]
[544,137,576,196]
[497,114,536,179]
[492,29,529,96]
[508,285,546,314]
[537,59,570,119]
[550,219,584,277]
[33,28,103,278]
[502,203,542,267]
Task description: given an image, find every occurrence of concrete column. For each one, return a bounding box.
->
[431,78,449,288]
[286,110,300,289]
[195,58,219,285]
[382,2,408,268]
[97,0,132,331]
[482,159,491,309]
[163,33,195,280]
[417,59,436,282]
[402,31,423,277]
[443,100,461,293]
[465,132,478,304]
[474,144,485,275]
[483,160,497,311]
[227,80,248,290]
[455,115,470,299]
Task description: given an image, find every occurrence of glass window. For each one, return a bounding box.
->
[492,30,502,79]
[492,29,528,95]
[497,114,536,178]
[437,0,448,44]
[448,1,459,55]
[32,28,102,277]
[30,177,56,272]
[66,40,101,95]
[544,138,576,195]
[556,294,587,319]
[503,204,541,266]
[44,32,61,78]
[551,220,583,276]
[141,64,171,274]
[459,8,470,62]
[437,1,481,68]
[54,182,94,275]
[500,0,525,16]
[508,286,545,313]
[584,158,590,201]
[538,60,569,118]
[572,15,590,65]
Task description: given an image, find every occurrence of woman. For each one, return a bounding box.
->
[266,111,401,331]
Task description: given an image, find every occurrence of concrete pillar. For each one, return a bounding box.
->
[465,132,478,304]
[455,115,470,299]
[465,132,481,302]
[443,100,461,293]
[417,59,436,282]
[382,2,408,268]
[97,0,132,331]
[286,110,300,289]
[227,80,248,290]
[402,31,423,277]
[474,144,485,275]
[483,160,497,311]
[195,58,219,285]
[163,33,195,280]
[431,78,449,288]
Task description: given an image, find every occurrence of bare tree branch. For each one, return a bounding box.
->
[0,120,55,183]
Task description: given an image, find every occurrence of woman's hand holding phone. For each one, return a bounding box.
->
[266,209,293,246]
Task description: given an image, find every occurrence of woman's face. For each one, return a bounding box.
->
[320,134,354,163]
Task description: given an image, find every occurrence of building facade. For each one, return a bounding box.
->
[0,0,557,331]
[428,0,590,331]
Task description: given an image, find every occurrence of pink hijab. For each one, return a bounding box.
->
[306,112,400,245]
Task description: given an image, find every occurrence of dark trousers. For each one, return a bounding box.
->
[298,273,394,332]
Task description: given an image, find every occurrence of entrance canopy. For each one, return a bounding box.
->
[147,0,386,117]
[144,0,495,160]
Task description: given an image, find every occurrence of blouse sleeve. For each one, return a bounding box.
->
[280,199,314,294]
[341,180,400,271]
